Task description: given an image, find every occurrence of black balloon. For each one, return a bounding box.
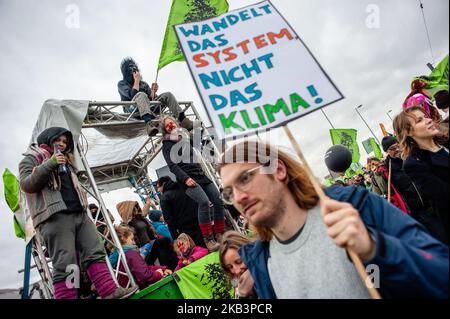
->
[325,145,353,173]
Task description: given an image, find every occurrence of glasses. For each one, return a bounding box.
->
[388,145,399,152]
[220,165,266,205]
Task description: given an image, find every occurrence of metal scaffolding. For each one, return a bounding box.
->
[24,99,243,298]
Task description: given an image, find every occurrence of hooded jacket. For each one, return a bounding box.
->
[117,57,152,102]
[116,201,156,247]
[19,127,88,228]
[239,186,449,299]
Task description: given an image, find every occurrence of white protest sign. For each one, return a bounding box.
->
[175,0,344,140]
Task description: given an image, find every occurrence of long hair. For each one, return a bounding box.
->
[115,225,134,245]
[393,106,446,159]
[218,140,319,241]
[219,231,254,285]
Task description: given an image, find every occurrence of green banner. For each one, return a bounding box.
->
[370,138,383,160]
[175,251,233,299]
[362,138,383,160]
[330,129,361,163]
[330,129,361,176]
[415,54,449,96]
[158,0,229,70]
[3,169,25,239]
[362,138,373,155]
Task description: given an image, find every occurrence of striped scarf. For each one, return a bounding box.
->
[29,144,61,191]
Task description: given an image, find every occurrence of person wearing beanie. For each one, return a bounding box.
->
[381,136,398,153]
[149,209,173,243]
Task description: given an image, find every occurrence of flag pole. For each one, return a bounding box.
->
[282,124,381,300]
[387,160,392,203]
[151,69,160,100]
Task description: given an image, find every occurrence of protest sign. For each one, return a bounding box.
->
[174,0,343,139]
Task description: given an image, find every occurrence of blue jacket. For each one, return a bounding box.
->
[239,186,449,299]
[151,221,174,243]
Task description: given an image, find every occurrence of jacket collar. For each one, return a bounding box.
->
[413,148,449,169]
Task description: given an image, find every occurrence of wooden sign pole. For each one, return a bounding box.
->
[387,160,392,203]
[283,125,381,299]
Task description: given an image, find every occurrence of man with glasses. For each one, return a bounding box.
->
[218,140,448,298]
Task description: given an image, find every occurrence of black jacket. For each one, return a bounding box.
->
[117,57,153,102]
[162,138,211,185]
[159,180,205,248]
[118,79,152,102]
[404,148,449,243]
[383,156,430,213]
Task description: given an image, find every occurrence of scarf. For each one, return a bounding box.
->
[29,144,60,191]
[28,144,88,209]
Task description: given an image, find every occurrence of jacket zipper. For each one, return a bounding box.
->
[411,181,425,207]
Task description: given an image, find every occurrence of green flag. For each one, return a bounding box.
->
[362,138,383,160]
[362,138,374,155]
[158,0,230,70]
[330,129,361,176]
[370,138,383,160]
[330,129,361,164]
[3,169,26,239]
[174,251,233,299]
[414,55,449,96]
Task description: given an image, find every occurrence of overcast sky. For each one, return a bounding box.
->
[0,0,448,289]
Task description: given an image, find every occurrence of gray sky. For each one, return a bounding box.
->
[0,0,448,289]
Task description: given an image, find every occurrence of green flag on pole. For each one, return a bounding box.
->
[370,138,383,160]
[414,55,449,96]
[362,137,383,160]
[362,138,374,155]
[330,129,361,176]
[175,251,233,299]
[158,0,230,70]
[330,129,361,164]
[3,169,26,239]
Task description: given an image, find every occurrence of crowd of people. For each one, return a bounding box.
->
[18,59,449,299]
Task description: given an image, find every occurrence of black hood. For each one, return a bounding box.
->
[120,57,139,85]
[36,127,74,153]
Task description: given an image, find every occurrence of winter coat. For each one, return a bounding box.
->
[383,156,431,214]
[404,148,449,244]
[117,249,166,289]
[159,180,205,247]
[239,186,449,299]
[371,172,387,196]
[174,246,209,271]
[19,127,88,228]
